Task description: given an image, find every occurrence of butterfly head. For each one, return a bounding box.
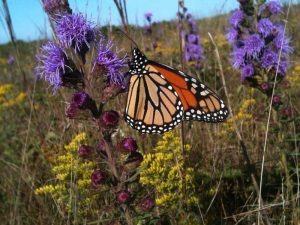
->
[129,48,148,75]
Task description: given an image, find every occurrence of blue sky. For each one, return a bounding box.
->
[0,0,240,44]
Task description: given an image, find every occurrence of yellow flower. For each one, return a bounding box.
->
[140,131,198,208]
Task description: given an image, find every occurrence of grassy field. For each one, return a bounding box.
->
[0,1,300,224]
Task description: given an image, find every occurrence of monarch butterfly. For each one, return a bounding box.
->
[125,47,229,134]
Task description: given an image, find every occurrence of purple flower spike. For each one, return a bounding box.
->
[229,10,245,28]
[94,36,127,85]
[91,169,105,187]
[230,48,246,69]
[244,34,264,58]
[257,18,274,38]
[144,12,153,22]
[35,42,68,93]
[72,91,90,109]
[267,1,282,14]
[56,13,96,54]
[274,24,293,54]
[241,64,254,81]
[117,190,130,204]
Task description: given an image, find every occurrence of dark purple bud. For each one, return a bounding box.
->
[118,138,138,154]
[116,190,130,204]
[65,103,81,119]
[96,139,108,157]
[99,111,119,129]
[91,169,105,187]
[281,106,293,118]
[78,145,94,158]
[71,91,91,109]
[124,152,144,169]
[43,0,72,16]
[139,197,155,211]
[272,95,281,104]
[261,82,270,91]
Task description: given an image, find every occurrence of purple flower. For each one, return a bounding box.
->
[188,18,197,32]
[71,91,90,109]
[144,12,153,22]
[78,145,94,158]
[116,190,130,204]
[93,36,127,85]
[42,0,71,15]
[257,18,274,38]
[7,55,15,65]
[118,138,138,154]
[56,13,96,54]
[261,49,278,69]
[139,197,155,211]
[267,1,282,14]
[261,82,270,91]
[185,43,204,62]
[230,47,246,69]
[225,27,239,43]
[273,25,293,54]
[244,34,264,58]
[278,59,288,76]
[241,64,254,81]
[229,10,245,28]
[35,42,69,92]
[99,110,119,129]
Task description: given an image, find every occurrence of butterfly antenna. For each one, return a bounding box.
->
[116,28,139,49]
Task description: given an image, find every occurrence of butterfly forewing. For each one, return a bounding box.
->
[125,68,184,134]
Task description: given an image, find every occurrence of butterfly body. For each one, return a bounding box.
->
[125,48,228,134]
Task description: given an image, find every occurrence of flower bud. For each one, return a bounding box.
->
[138,197,155,211]
[78,145,94,158]
[65,103,81,119]
[91,169,105,187]
[260,82,270,91]
[117,138,138,154]
[272,95,281,105]
[116,190,130,204]
[281,106,293,118]
[72,91,91,109]
[99,110,119,129]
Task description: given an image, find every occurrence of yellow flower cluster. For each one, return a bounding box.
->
[0,84,26,108]
[287,65,300,87]
[140,132,199,208]
[35,133,96,219]
[220,99,255,136]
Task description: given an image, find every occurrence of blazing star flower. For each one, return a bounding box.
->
[225,27,239,43]
[257,18,274,38]
[273,24,293,54]
[261,49,278,69]
[241,64,254,81]
[229,9,245,28]
[230,47,246,69]
[267,1,282,14]
[56,13,96,54]
[144,12,153,22]
[244,34,264,58]
[93,36,127,85]
[42,0,71,15]
[35,42,68,92]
